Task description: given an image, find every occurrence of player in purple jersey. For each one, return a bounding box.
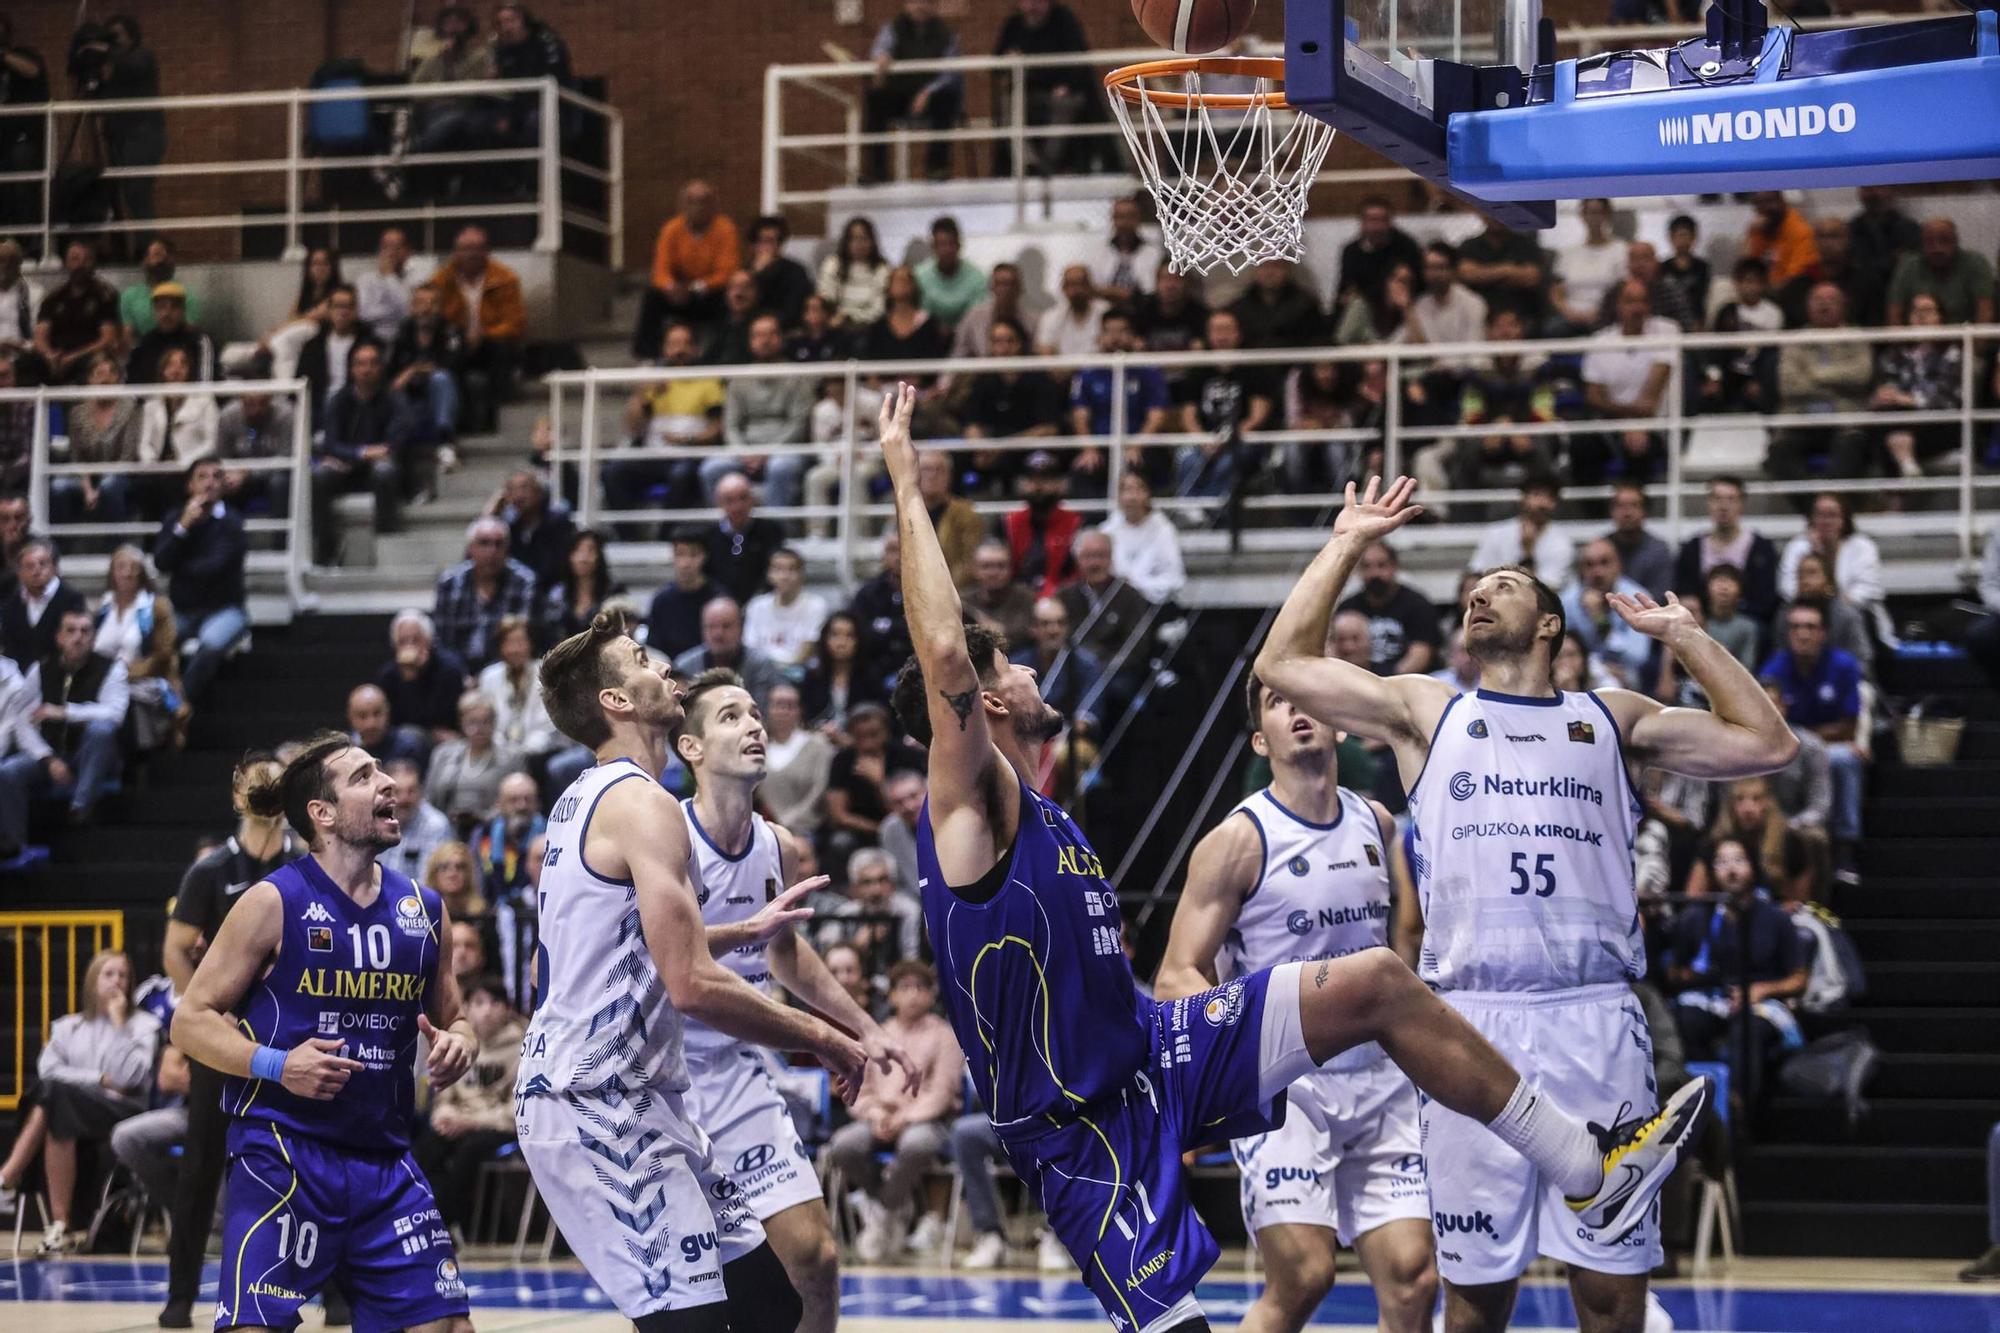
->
[173,732,478,1333]
[878,385,1712,1333]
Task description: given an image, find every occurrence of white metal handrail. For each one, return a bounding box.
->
[2,76,621,266]
[545,320,2000,591]
[8,378,314,607]
[763,11,1918,218]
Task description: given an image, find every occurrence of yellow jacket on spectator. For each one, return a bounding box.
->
[651,215,741,295]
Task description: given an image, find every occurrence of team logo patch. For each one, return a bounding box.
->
[1364,844,1381,866]
[1286,855,1310,877]
[1285,909,1311,937]
[1448,772,1477,801]
[301,901,334,924]
[394,894,429,934]
[1467,718,1489,738]
[318,1011,340,1036]
[1202,981,1248,1027]
[764,877,778,902]
[1568,720,1596,744]
[434,1257,465,1297]
[306,925,333,953]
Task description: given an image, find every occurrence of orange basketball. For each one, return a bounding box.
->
[1132,0,1258,54]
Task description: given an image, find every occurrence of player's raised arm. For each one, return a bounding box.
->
[1254,477,1446,749]
[1155,811,1263,1000]
[1601,590,1800,778]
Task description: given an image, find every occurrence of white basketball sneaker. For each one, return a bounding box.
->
[1566,1076,1713,1243]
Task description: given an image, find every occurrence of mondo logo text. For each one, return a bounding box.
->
[1658,102,1856,147]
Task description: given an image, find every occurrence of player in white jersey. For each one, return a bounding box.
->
[1160,671,1434,1333]
[1256,477,1796,1333]
[517,613,869,1333]
[672,668,920,1333]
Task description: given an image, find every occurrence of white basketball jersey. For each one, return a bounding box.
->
[517,758,689,1099]
[1406,689,1645,993]
[681,798,784,1065]
[1216,785,1394,1072]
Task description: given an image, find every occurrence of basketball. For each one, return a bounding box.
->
[1132,0,1258,54]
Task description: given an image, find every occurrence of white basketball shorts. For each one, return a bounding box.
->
[1421,982,1663,1285]
[683,1045,825,1235]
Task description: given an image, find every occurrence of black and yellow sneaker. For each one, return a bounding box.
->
[1566,1076,1713,1243]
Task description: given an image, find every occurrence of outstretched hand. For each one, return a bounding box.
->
[1331,475,1423,545]
[742,876,824,947]
[877,381,918,478]
[1607,589,1698,641]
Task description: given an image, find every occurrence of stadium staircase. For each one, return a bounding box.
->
[1742,646,2000,1258]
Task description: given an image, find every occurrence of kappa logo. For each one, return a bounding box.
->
[1448,772,1477,801]
[301,901,335,924]
[1658,101,1856,147]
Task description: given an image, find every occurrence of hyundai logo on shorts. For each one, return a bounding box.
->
[1448,772,1478,801]
[735,1143,776,1173]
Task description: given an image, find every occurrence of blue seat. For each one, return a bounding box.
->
[307,77,374,154]
[1687,1060,1731,1132]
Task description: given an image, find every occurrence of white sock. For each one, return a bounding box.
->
[1485,1078,1603,1198]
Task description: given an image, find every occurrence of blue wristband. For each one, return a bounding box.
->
[249,1045,288,1083]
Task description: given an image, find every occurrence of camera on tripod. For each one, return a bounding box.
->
[68,22,113,95]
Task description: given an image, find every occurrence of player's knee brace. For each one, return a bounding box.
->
[722,1240,805,1333]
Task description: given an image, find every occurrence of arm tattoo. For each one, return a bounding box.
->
[939,686,979,731]
[1313,961,1330,990]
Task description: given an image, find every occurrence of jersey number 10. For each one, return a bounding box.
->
[1508,853,1557,898]
[348,924,392,969]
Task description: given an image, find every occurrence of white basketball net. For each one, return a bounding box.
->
[1108,62,1337,276]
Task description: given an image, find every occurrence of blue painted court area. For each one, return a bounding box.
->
[3,1260,1999,1331]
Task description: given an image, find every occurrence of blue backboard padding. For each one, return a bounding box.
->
[1450,50,2000,200]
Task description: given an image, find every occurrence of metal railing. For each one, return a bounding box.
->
[545,321,2000,592]
[0,76,621,263]
[0,911,124,1111]
[14,377,315,607]
[762,11,1914,220]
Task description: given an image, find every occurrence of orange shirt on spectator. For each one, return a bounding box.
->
[650,215,741,295]
[1743,206,1821,288]
[430,258,526,342]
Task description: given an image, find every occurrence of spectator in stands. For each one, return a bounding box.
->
[2,538,83,670]
[617,322,723,513]
[914,216,985,331]
[1602,240,1698,332]
[1554,198,1625,331]
[411,974,520,1231]
[1779,550,1874,678]
[821,941,882,1021]
[1787,217,1885,330]
[857,268,953,392]
[715,316,813,506]
[1869,291,1964,479]
[788,294,845,364]
[1576,279,1676,485]
[1069,309,1169,489]
[1131,262,1209,355]
[1078,197,1163,306]
[0,27,46,231]
[128,284,214,386]
[449,920,490,997]
[356,227,418,342]
[4,607,128,829]
[49,353,136,527]
[375,758,455,885]
[373,609,470,749]
[963,318,1065,488]
[107,1008,188,1232]
[1674,475,1780,621]
[428,690,525,830]
[473,771,545,892]
[1605,482,1673,599]
[1099,470,1183,606]
[1014,595,1103,734]
[230,246,340,382]
[1438,308,1560,497]
[313,341,416,562]
[80,17,163,220]
[34,240,119,385]
[864,0,964,182]
[1336,194,1424,310]
[646,525,724,658]
[877,770,927,896]
[1033,264,1106,360]
[0,242,41,382]
[913,450,982,588]
[480,615,559,764]
[346,683,422,766]
[1888,217,1995,325]
[1412,239,1489,348]
[1697,563,1762,673]
[744,215,813,331]
[434,515,538,669]
[1552,628,1615,694]
[822,846,926,969]
[492,4,572,146]
[410,3,498,160]
[800,611,885,735]
[703,472,786,604]
[1455,217,1548,331]
[1762,602,1866,880]
[151,458,247,701]
[1661,214,1711,322]
[1232,258,1325,349]
[1742,191,1820,290]
[850,531,914,671]
[1007,452,1081,596]
[1757,678,1833,869]
[1563,539,1655,687]
[823,706,923,869]
[1334,262,1413,345]
[704,269,761,366]
[297,285,373,423]
[761,680,833,837]
[0,492,28,593]
[994,0,1099,175]
[1468,474,1573,591]
[821,959,961,1260]
[674,597,783,708]
[427,842,486,926]
[1668,834,1808,1087]
[94,544,186,749]
[637,180,740,357]
[965,537,1037,647]
[0,949,155,1255]
[432,225,524,431]
[1703,257,1782,413]
[539,528,620,646]
[137,346,219,514]
[1177,308,1272,499]
[951,261,1029,360]
[487,468,572,593]
[388,284,465,451]
[1848,186,1922,292]
[0,352,27,495]
[1779,492,1885,639]
[818,217,892,330]
[1059,530,1152,666]
[1334,541,1438,675]
[744,547,827,670]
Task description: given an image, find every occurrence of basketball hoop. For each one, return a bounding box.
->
[1105,57,1336,276]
